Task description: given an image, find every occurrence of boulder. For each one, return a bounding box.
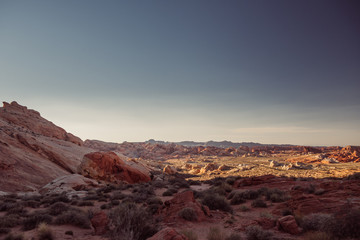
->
[276,215,301,235]
[163,165,177,175]
[78,152,151,184]
[160,191,210,222]
[39,174,98,195]
[91,211,109,235]
[147,227,188,240]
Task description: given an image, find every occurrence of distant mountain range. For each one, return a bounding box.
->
[145,139,295,148]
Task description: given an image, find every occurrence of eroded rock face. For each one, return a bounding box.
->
[147,227,188,240]
[78,151,151,184]
[0,101,93,192]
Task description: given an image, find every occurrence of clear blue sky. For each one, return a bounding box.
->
[1,0,359,146]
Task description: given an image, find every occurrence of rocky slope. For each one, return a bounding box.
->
[0,101,94,192]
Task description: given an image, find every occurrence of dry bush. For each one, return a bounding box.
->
[41,193,70,205]
[178,207,198,221]
[251,199,267,208]
[225,233,242,240]
[109,202,157,240]
[37,223,54,240]
[303,231,333,240]
[22,211,52,230]
[202,194,232,213]
[48,202,69,216]
[229,192,246,205]
[245,225,273,240]
[181,229,198,240]
[54,208,90,229]
[0,214,21,228]
[207,227,226,240]
[3,233,24,240]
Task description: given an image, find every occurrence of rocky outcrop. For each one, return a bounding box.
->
[276,215,301,235]
[147,227,188,240]
[91,211,109,235]
[39,174,99,195]
[160,191,210,223]
[78,151,151,184]
[0,101,93,192]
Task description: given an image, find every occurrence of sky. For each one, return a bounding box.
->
[1,0,360,146]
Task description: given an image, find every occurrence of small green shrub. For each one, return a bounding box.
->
[178,207,198,221]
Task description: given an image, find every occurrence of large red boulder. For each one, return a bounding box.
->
[160,191,210,223]
[78,152,151,184]
[147,227,188,240]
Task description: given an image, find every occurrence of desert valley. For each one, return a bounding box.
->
[0,101,360,240]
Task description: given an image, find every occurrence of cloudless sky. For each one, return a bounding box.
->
[1,0,360,146]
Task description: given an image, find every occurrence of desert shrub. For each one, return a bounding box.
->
[48,202,69,216]
[225,233,242,240]
[151,180,167,189]
[41,193,70,205]
[305,184,316,194]
[111,200,120,206]
[65,230,73,235]
[20,194,42,202]
[333,208,360,238]
[54,209,90,229]
[100,203,111,210]
[163,188,178,196]
[5,205,27,216]
[77,201,94,206]
[245,225,273,240]
[207,227,225,240]
[0,227,10,234]
[178,207,197,221]
[21,200,41,208]
[314,188,325,195]
[23,211,52,230]
[240,190,259,200]
[146,197,163,205]
[111,191,126,200]
[0,214,21,228]
[202,194,232,213]
[0,202,21,212]
[303,231,332,240]
[229,192,246,205]
[3,233,24,240]
[37,223,53,240]
[346,172,360,180]
[239,205,250,212]
[132,185,155,195]
[301,213,334,232]
[109,202,157,240]
[181,229,198,240]
[83,194,100,201]
[261,188,289,203]
[147,204,160,215]
[251,199,267,208]
[169,177,190,189]
[225,177,236,185]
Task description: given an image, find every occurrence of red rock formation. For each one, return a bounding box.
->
[147,227,188,240]
[160,191,210,223]
[91,211,109,235]
[0,101,93,192]
[78,151,151,184]
[276,215,301,235]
